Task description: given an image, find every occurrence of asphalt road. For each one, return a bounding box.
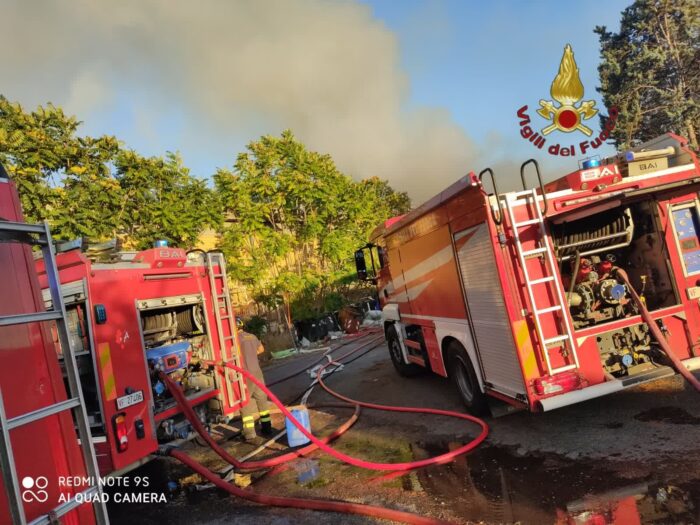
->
[262,333,700,522]
[109,333,700,524]
[266,334,700,461]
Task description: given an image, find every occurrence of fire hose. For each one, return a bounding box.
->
[267,328,382,387]
[165,335,384,470]
[210,358,489,471]
[160,337,489,523]
[168,448,444,525]
[161,371,363,471]
[614,268,700,392]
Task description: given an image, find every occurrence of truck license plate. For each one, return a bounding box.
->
[116,391,144,410]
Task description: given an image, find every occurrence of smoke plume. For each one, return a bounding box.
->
[0,0,478,202]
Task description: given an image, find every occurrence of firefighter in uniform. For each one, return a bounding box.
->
[237,320,272,441]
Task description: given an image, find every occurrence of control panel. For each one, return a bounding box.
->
[146,341,191,373]
[672,205,700,275]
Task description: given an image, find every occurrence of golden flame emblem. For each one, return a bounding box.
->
[537,44,598,136]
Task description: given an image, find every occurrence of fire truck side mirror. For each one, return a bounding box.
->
[355,249,369,281]
[355,244,380,282]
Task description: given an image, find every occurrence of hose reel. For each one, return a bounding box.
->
[142,304,204,346]
[551,207,634,260]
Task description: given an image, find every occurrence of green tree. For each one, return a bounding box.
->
[114,150,219,249]
[0,95,217,247]
[595,0,700,149]
[1,96,409,320]
[215,130,410,318]
[0,95,119,226]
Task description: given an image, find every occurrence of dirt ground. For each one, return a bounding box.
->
[106,334,700,524]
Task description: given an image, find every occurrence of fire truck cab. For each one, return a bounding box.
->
[357,133,700,414]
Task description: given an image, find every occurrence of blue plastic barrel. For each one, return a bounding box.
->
[285,407,311,447]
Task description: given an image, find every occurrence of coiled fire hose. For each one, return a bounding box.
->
[615,267,700,392]
[160,336,489,523]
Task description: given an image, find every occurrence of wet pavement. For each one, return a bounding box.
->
[107,334,700,524]
[412,442,698,524]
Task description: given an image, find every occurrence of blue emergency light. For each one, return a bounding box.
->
[581,157,601,170]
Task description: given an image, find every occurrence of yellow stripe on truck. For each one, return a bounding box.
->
[98,342,117,401]
[514,319,539,380]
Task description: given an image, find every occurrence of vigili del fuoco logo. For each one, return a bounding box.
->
[517,44,618,157]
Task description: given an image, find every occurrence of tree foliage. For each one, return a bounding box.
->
[113,151,220,248]
[0,96,409,319]
[0,96,119,227]
[595,0,700,149]
[215,130,410,318]
[0,95,218,247]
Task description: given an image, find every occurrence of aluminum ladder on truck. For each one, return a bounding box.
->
[502,161,579,376]
[0,220,109,525]
[205,252,246,408]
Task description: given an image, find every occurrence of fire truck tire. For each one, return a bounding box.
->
[387,325,424,377]
[446,341,489,415]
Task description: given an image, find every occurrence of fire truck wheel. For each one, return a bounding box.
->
[387,326,424,377]
[447,341,489,415]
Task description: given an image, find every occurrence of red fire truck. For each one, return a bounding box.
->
[1,166,247,523]
[1,167,107,524]
[356,133,700,414]
[34,245,247,476]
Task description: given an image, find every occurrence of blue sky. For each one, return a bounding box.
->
[2,0,633,200]
[363,0,629,162]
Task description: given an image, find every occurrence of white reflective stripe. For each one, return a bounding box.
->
[454,225,478,241]
[391,245,454,290]
[388,280,432,303]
